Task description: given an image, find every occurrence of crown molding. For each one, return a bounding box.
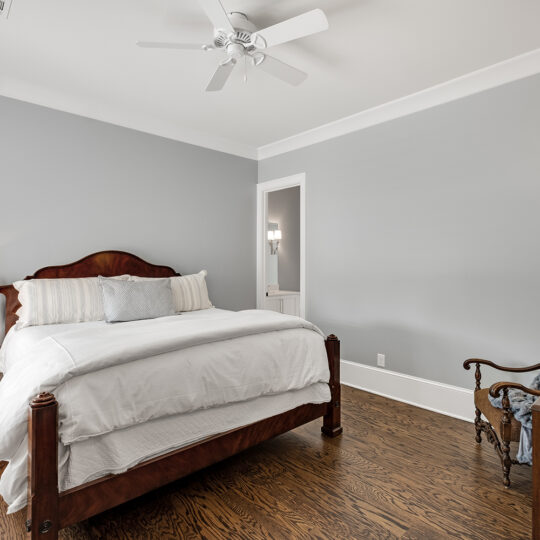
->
[3,48,540,162]
[0,89,259,160]
[257,47,540,161]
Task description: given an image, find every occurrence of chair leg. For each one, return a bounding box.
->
[502,440,512,488]
[474,407,482,443]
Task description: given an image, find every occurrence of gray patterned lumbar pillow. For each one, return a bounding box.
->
[99,277,175,323]
[131,271,213,312]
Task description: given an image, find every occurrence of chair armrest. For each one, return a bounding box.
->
[489,382,540,399]
[464,358,540,373]
[488,382,534,439]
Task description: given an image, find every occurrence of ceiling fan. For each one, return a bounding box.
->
[137,0,329,92]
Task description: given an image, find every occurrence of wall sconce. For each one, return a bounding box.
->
[268,229,282,255]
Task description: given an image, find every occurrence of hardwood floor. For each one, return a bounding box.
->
[0,385,533,539]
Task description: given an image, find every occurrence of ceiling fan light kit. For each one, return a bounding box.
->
[136,1,328,92]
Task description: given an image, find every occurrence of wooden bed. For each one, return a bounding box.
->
[0,251,343,540]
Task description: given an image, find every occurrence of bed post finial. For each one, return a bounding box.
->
[28,392,59,539]
[30,393,57,409]
[322,334,343,438]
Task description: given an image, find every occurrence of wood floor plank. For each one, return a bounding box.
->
[258,436,492,539]
[0,386,533,539]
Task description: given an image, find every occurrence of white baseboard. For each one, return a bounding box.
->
[341,360,474,423]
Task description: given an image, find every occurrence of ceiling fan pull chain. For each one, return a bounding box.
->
[244,55,248,84]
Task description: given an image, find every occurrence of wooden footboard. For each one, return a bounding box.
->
[25,334,342,539]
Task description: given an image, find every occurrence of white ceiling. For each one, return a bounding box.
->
[1,0,540,158]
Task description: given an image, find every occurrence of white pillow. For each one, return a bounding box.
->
[131,271,213,312]
[14,275,130,328]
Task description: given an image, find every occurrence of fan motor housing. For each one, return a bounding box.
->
[213,12,256,51]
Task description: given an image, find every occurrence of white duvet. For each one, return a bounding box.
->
[0,308,330,513]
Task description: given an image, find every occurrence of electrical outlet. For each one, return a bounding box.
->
[377,353,385,367]
[0,0,13,19]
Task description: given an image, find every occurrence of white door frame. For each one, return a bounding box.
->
[256,173,306,318]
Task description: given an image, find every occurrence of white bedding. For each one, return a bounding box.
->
[2,383,330,513]
[0,308,330,513]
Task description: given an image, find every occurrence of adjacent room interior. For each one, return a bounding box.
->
[1,1,540,538]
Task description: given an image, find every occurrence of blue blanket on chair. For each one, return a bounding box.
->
[488,374,540,465]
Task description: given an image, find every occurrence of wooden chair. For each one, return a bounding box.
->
[463,358,540,487]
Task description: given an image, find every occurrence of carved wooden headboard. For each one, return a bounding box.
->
[0,250,180,335]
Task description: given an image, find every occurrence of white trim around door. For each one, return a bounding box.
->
[257,174,306,318]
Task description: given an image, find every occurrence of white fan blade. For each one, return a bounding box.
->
[255,54,307,86]
[198,0,234,33]
[252,9,328,49]
[206,60,236,91]
[137,42,211,50]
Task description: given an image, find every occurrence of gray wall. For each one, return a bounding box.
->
[268,186,300,291]
[0,96,257,336]
[259,74,540,389]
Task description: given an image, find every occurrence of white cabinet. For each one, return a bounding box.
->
[263,291,300,316]
[264,297,283,313]
[282,295,299,316]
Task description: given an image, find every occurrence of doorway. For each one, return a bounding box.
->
[256,173,305,317]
